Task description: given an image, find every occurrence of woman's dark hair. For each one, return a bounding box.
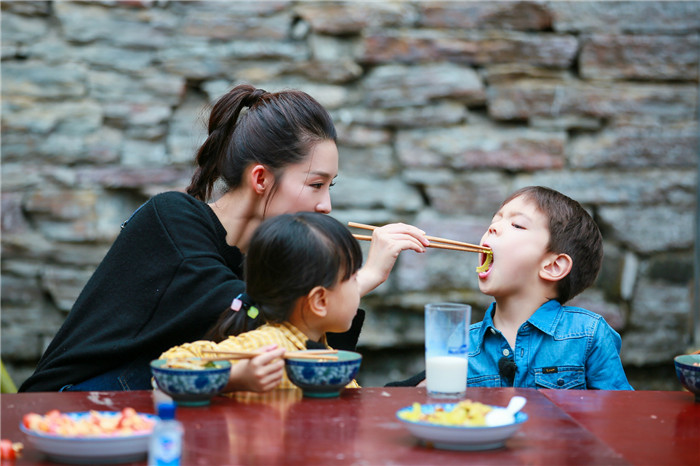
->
[205,212,363,341]
[187,84,337,202]
[501,186,603,304]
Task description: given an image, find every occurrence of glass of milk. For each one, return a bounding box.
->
[425,302,471,398]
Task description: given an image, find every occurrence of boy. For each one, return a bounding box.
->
[469,186,632,389]
[387,186,632,390]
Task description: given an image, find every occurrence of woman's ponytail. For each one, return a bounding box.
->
[186,85,263,201]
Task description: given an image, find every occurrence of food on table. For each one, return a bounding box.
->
[476,251,493,273]
[162,359,218,370]
[398,399,492,427]
[0,439,23,460]
[22,408,155,437]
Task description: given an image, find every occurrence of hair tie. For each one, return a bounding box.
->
[231,293,260,320]
[245,88,268,108]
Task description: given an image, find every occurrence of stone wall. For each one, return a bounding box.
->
[1,1,698,390]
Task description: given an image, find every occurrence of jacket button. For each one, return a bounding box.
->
[557,378,565,386]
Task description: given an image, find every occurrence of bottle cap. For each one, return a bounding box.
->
[157,402,176,420]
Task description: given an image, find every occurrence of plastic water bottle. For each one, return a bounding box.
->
[148,402,183,466]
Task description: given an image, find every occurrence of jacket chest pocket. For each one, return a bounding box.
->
[534,366,585,389]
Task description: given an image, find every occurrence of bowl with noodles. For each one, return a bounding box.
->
[396,399,528,451]
[150,358,231,407]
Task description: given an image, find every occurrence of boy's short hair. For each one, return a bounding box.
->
[501,186,603,303]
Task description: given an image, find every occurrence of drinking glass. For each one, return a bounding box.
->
[424,302,471,398]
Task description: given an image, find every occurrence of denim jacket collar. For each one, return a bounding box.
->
[476,299,563,347]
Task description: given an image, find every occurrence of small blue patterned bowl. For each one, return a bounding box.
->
[674,354,700,402]
[285,350,362,398]
[150,359,231,406]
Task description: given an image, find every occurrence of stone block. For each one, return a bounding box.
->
[420,171,511,216]
[488,80,698,122]
[598,205,694,254]
[335,102,468,129]
[335,123,392,148]
[568,289,627,331]
[550,1,700,33]
[362,30,577,68]
[362,63,484,108]
[569,122,699,169]
[295,2,417,35]
[330,176,423,212]
[419,1,553,30]
[41,266,94,313]
[72,166,192,189]
[288,60,364,84]
[1,11,49,44]
[1,61,87,98]
[623,278,691,365]
[512,169,696,206]
[337,145,396,177]
[179,6,291,40]
[54,1,172,47]
[396,125,565,170]
[580,34,699,81]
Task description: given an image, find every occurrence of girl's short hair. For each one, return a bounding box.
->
[502,186,603,303]
[187,84,337,202]
[206,212,362,341]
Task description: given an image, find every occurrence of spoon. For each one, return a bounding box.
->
[485,396,527,427]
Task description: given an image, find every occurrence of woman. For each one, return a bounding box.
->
[19,84,428,392]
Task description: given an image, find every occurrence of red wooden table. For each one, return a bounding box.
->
[1,387,697,465]
[541,389,699,466]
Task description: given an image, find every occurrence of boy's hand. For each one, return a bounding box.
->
[225,345,285,392]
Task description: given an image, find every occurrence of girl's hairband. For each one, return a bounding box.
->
[231,292,259,320]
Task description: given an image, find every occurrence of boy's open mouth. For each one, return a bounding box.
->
[476,247,493,274]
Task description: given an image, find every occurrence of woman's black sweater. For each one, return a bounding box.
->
[20,192,362,391]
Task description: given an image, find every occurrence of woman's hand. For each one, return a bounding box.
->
[357,222,429,296]
[224,345,286,392]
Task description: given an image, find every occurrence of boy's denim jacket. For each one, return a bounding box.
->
[468,300,633,390]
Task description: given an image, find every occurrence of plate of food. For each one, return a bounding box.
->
[396,398,528,451]
[19,408,157,464]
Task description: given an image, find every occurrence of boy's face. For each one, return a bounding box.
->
[477,195,552,298]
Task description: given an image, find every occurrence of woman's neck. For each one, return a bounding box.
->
[208,189,261,251]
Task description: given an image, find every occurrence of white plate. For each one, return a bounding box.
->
[396,403,528,451]
[19,411,157,464]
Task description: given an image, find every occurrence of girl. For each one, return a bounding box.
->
[20,84,428,392]
[160,212,364,392]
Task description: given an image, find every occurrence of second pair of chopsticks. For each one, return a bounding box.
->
[348,222,490,254]
[200,349,339,361]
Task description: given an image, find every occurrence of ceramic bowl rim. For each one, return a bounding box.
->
[150,358,232,373]
[284,350,362,365]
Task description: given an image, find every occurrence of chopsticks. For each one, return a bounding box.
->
[198,349,339,361]
[348,221,490,254]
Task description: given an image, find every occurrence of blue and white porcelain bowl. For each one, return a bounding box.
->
[674,354,700,402]
[285,350,362,398]
[150,359,231,406]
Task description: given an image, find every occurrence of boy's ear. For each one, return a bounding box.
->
[249,164,271,195]
[306,286,329,318]
[540,253,573,282]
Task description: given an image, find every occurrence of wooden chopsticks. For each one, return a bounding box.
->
[198,349,339,361]
[348,221,490,254]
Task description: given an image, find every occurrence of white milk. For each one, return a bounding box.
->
[426,356,468,395]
